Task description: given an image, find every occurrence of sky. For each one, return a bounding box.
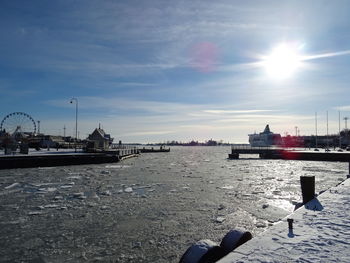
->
[1,0,350,143]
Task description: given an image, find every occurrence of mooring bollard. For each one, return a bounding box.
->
[179,239,224,263]
[220,229,252,255]
[287,218,294,230]
[300,176,315,204]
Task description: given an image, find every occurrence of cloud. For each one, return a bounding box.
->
[45,96,206,114]
[203,109,277,114]
[122,130,175,137]
[333,105,350,112]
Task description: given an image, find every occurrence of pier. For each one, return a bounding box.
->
[0,147,139,169]
[139,147,170,153]
[229,146,350,161]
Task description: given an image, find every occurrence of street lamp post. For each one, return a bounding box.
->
[70,98,78,152]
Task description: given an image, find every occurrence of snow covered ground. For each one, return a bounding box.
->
[218,178,350,263]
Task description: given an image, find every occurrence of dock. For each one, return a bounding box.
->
[0,147,139,169]
[229,146,350,162]
[139,147,170,153]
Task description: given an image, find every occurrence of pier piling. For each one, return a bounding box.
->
[300,176,315,204]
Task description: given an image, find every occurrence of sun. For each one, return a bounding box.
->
[263,43,302,79]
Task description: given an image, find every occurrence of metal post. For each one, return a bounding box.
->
[344,117,348,130]
[339,111,341,148]
[326,111,329,150]
[70,98,78,152]
[315,112,318,149]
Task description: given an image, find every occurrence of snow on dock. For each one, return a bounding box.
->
[218,178,350,263]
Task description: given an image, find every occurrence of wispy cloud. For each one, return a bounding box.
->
[45,96,206,114]
[122,130,175,137]
[203,109,277,114]
[333,105,350,111]
[303,50,350,61]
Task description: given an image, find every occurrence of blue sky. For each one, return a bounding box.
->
[1,0,350,143]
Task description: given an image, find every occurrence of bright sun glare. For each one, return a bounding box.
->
[263,43,302,79]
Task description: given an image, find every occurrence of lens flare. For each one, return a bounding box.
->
[263,43,302,79]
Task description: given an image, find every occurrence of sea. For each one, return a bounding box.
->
[0,146,348,262]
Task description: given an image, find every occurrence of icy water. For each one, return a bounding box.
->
[0,146,348,262]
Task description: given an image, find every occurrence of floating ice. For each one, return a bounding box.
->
[215,216,226,223]
[124,187,133,193]
[44,204,60,209]
[37,187,57,193]
[28,211,43,216]
[5,183,20,190]
[67,175,82,180]
[72,192,86,199]
[60,185,73,189]
[220,185,234,190]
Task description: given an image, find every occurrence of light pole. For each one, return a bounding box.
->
[70,98,78,152]
[315,112,318,149]
[344,117,349,130]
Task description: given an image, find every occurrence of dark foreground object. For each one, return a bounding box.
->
[0,153,126,169]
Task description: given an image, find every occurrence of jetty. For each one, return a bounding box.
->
[139,147,170,153]
[229,145,350,162]
[0,147,139,169]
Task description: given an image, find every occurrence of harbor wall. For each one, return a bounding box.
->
[0,153,121,169]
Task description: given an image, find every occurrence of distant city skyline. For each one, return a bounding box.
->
[1,1,350,143]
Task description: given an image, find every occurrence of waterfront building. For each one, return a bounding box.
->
[87,127,113,150]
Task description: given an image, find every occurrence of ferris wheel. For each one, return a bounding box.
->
[0,112,37,135]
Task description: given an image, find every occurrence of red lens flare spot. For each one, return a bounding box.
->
[190,42,219,73]
[279,150,301,160]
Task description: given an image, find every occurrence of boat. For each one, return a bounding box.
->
[248,125,282,147]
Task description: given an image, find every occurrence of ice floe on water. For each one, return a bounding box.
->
[124,187,133,193]
[72,192,86,199]
[37,187,57,194]
[219,185,235,190]
[4,182,20,189]
[215,216,226,223]
[66,175,82,180]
